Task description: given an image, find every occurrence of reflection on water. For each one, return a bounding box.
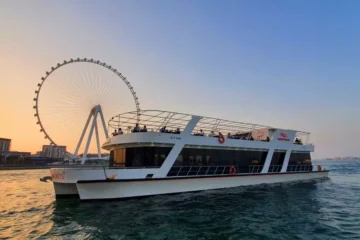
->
[0,161,360,239]
[0,170,54,239]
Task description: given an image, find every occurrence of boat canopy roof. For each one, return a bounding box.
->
[108,110,310,139]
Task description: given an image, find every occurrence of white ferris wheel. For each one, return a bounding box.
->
[33,58,140,163]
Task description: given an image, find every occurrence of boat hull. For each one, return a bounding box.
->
[57,171,329,200]
[54,182,79,198]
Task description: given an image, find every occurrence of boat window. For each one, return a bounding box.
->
[288,152,312,165]
[287,152,312,171]
[169,148,268,175]
[269,151,286,172]
[110,147,172,168]
[111,148,126,167]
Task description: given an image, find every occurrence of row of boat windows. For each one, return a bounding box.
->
[109,147,312,172]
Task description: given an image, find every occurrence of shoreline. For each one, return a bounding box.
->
[0,165,107,171]
[0,166,55,171]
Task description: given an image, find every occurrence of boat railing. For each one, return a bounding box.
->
[267,165,283,173]
[110,165,161,169]
[108,110,310,144]
[248,165,263,173]
[108,110,272,135]
[287,165,313,172]
[168,165,232,177]
[108,110,192,134]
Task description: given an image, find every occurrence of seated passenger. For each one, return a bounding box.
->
[227,133,233,139]
[233,133,240,139]
[112,130,118,136]
[199,129,205,136]
[118,128,123,135]
[160,126,167,133]
[208,131,215,137]
[133,123,140,132]
[266,136,270,141]
[175,128,181,134]
[140,125,148,132]
[294,138,302,144]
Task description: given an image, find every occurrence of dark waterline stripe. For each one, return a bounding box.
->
[77,170,329,183]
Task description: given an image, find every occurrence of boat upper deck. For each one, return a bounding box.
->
[107,110,311,146]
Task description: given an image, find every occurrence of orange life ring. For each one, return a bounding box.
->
[218,133,225,144]
[229,166,236,175]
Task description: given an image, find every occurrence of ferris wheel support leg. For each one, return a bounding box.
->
[94,119,101,158]
[74,110,93,157]
[81,109,98,164]
[98,105,109,139]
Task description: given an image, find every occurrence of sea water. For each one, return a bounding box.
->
[0,160,359,240]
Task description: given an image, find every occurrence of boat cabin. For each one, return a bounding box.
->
[103,110,314,176]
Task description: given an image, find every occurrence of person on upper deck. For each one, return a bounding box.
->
[199,129,205,136]
[118,128,123,135]
[133,123,140,132]
[175,128,181,134]
[112,129,118,136]
[141,125,147,132]
[208,131,215,137]
[160,126,167,133]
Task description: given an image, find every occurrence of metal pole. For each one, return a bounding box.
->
[94,118,101,158]
[98,105,109,139]
[81,109,98,164]
[74,109,93,156]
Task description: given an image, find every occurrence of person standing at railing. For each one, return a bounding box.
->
[118,128,123,135]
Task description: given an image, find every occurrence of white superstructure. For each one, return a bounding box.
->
[48,110,329,200]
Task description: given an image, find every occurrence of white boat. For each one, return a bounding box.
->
[48,110,329,200]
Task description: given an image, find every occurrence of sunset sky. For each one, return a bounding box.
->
[1,0,360,159]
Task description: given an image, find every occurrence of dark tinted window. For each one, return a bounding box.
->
[288,152,311,165]
[168,148,268,176]
[269,151,286,172]
[110,147,172,168]
[287,152,312,172]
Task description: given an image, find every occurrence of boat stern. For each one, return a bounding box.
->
[49,167,107,198]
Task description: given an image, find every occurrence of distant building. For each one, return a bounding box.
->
[41,145,67,158]
[2,151,31,159]
[34,151,43,157]
[0,138,11,152]
[0,138,32,164]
